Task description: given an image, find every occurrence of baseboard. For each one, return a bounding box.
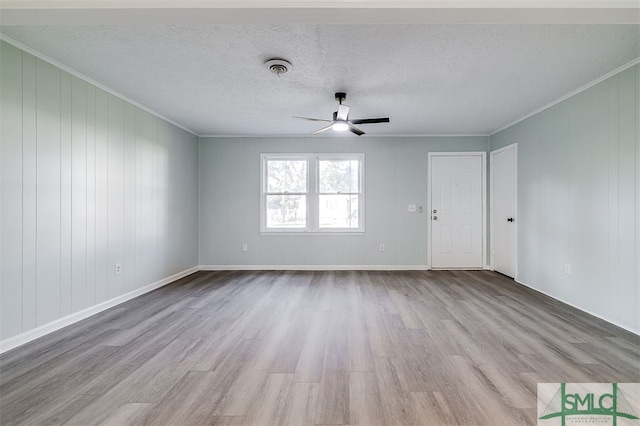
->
[199,264,431,271]
[4,266,635,353]
[514,278,640,336]
[0,266,200,354]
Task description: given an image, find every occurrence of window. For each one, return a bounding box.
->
[261,153,364,233]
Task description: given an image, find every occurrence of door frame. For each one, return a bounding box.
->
[489,143,518,277]
[427,151,487,270]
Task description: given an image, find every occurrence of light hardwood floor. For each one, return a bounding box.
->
[1,270,638,425]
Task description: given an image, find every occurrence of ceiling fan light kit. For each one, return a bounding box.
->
[332,121,349,132]
[294,92,390,136]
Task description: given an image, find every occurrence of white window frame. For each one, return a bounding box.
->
[260,153,365,234]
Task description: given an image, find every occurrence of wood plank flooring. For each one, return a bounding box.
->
[1,270,638,425]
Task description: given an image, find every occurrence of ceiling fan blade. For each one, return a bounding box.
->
[313,123,335,134]
[347,123,365,136]
[350,117,390,125]
[293,116,333,122]
[337,104,350,121]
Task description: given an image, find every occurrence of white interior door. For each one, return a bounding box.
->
[490,144,517,278]
[429,153,484,269]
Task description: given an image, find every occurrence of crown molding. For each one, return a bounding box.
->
[198,133,490,138]
[1,1,638,9]
[2,6,638,25]
[490,56,640,136]
[0,34,199,137]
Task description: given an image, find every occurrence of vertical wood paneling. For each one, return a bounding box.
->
[107,95,125,299]
[1,43,23,339]
[71,76,87,312]
[94,88,109,304]
[607,76,620,312]
[85,84,97,307]
[567,94,582,293]
[157,121,168,278]
[617,67,638,322]
[490,65,639,333]
[2,41,198,345]
[21,52,38,333]
[123,103,136,292]
[35,59,62,326]
[151,117,160,282]
[135,108,143,289]
[589,81,611,309]
[136,111,152,287]
[60,71,73,317]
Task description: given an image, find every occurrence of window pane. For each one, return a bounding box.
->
[266,195,307,228]
[319,194,359,228]
[267,160,307,193]
[319,160,359,193]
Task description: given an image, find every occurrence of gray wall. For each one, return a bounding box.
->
[199,136,488,267]
[0,41,200,341]
[490,65,639,334]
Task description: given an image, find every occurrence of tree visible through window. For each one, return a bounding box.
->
[261,154,364,233]
[265,160,307,228]
[318,159,360,228]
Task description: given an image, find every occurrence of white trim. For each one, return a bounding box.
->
[427,151,487,270]
[490,57,640,135]
[260,153,365,234]
[515,278,639,336]
[0,34,198,137]
[199,264,430,271]
[200,133,491,138]
[489,143,518,279]
[2,264,636,353]
[0,266,199,354]
[1,1,637,9]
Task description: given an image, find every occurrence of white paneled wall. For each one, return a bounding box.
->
[0,41,199,344]
[490,65,639,334]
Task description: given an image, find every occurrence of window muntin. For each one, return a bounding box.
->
[261,154,364,233]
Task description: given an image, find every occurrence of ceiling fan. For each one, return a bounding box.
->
[294,92,390,136]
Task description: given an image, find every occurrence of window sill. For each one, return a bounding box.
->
[260,230,365,236]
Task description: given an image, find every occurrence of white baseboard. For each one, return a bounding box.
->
[4,266,635,353]
[199,264,430,271]
[514,278,640,336]
[0,266,200,354]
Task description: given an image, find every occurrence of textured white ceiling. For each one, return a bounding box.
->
[1,23,639,136]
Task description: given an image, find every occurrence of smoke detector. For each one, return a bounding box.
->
[265,58,292,76]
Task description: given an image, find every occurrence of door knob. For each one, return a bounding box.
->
[433,216,438,221]
[507,217,514,222]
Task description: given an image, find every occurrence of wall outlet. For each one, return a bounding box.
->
[379,244,385,252]
[114,263,122,275]
[242,244,248,252]
[564,264,571,275]
[408,204,417,213]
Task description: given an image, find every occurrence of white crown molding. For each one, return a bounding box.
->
[0,33,199,137]
[0,266,199,354]
[1,1,638,9]
[198,134,490,138]
[1,6,638,25]
[490,56,640,136]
